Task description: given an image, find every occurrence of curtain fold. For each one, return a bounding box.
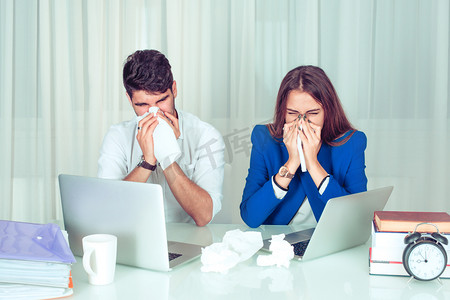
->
[0,0,15,220]
[0,0,449,223]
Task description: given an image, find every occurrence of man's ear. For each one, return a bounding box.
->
[126,92,133,105]
[172,81,177,98]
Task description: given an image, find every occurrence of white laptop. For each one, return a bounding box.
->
[58,174,202,271]
[262,186,394,261]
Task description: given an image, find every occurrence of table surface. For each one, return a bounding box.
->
[70,223,450,300]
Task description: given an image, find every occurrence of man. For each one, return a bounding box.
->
[98,49,225,226]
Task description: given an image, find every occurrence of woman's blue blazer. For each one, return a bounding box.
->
[240,125,368,228]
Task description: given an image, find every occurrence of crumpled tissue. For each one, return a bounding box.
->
[136,107,181,170]
[201,229,263,274]
[256,234,294,268]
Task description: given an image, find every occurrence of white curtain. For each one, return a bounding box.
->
[1,0,449,224]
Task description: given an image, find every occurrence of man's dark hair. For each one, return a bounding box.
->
[123,49,173,98]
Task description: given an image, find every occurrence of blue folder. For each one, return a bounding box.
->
[0,220,76,264]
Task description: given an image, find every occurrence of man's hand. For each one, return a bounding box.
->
[158,110,180,139]
[136,113,158,164]
[163,162,213,226]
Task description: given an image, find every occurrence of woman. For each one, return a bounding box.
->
[240,65,367,228]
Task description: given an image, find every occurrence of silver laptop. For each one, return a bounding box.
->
[262,186,393,261]
[58,174,202,271]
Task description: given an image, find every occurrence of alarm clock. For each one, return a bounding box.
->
[402,222,448,281]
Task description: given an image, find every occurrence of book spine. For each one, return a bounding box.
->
[370,246,405,263]
[378,221,450,233]
[369,260,409,277]
[369,248,450,278]
[374,212,450,233]
[371,222,450,249]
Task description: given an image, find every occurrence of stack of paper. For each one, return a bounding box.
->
[0,220,76,299]
[369,211,450,277]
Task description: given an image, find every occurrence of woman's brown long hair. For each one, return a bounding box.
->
[268,65,355,146]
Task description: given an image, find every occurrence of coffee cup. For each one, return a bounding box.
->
[82,234,117,285]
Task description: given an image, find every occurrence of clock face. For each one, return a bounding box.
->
[405,241,447,280]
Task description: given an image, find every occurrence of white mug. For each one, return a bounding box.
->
[82,234,117,285]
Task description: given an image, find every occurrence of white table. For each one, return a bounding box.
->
[70,223,450,299]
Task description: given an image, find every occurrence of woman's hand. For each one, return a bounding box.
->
[282,119,301,172]
[298,117,322,170]
[298,117,329,188]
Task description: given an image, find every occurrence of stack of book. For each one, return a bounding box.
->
[0,219,76,299]
[369,211,450,277]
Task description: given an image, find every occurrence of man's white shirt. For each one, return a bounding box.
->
[98,110,225,224]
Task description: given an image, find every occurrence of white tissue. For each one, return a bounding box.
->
[201,229,263,274]
[256,234,294,268]
[136,107,181,170]
[297,125,307,172]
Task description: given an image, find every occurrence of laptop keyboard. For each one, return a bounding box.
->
[292,240,310,257]
[169,252,182,261]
